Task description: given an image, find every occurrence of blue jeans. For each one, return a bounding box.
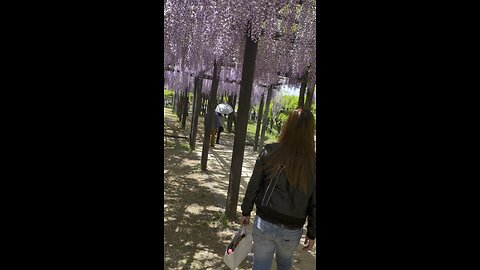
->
[252,216,303,270]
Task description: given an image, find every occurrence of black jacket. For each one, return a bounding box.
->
[241,143,316,240]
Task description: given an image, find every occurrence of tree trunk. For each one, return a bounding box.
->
[188,77,197,143]
[232,94,237,132]
[177,91,181,117]
[180,91,186,120]
[305,84,315,110]
[202,93,208,116]
[258,85,273,152]
[176,91,182,119]
[227,112,234,133]
[190,80,197,133]
[181,88,188,129]
[297,70,309,108]
[200,61,220,171]
[189,78,197,144]
[232,94,237,112]
[178,90,185,120]
[253,91,265,152]
[225,24,258,221]
[172,90,177,112]
[227,94,234,132]
[180,93,183,119]
[190,77,203,150]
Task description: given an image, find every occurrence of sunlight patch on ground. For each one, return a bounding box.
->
[192,250,222,268]
[207,172,227,179]
[174,258,188,269]
[184,241,194,246]
[205,205,223,212]
[217,230,234,240]
[185,203,203,215]
[181,159,197,166]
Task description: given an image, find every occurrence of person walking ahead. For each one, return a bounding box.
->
[216,112,225,144]
[205,110,221,147]
[240,108,316,270]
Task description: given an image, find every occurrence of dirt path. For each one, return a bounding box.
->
[164,108,316,269]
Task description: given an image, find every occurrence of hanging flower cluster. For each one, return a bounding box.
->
[290,0,316,84]
[250,85,267,107]
[164,0,316,100]
[201,78,212,95]
[271,90,284,118]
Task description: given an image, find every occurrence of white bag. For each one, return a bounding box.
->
[223,224,253,270]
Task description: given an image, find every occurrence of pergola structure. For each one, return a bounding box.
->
[164,0,316,220]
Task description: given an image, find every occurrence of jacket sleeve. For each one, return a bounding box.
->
[241,148,266,216]
[306,185,316,240]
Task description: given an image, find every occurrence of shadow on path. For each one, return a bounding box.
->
[164,108,316,269]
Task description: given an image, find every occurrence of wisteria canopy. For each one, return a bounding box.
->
[164,0,316,101]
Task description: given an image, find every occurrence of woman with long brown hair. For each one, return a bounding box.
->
[240,108,316,270]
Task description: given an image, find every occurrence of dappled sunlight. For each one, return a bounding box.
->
[216,230,234,240]
[205,205,223,212]
[185,203,204,215]
[164,216,176,222]
[164,108,316,269]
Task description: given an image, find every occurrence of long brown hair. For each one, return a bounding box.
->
[265,108,316,194]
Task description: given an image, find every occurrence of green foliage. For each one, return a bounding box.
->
[212,212,230,229]
[164,89,192,100]
[164,89,175,108]
[164,89,194,107]
[281,95,298,112]
[247,92,316,141]
[272,94,316,132]
[291,23,297,34]
[246,122,257,135]
[278,4,289,16]
[164,89,174,99]
[277,113,288,124]
[175,142,191,152]
[246,122,277,144]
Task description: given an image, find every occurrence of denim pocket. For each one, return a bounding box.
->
[278,230,302,250]
[253,225,274,243]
